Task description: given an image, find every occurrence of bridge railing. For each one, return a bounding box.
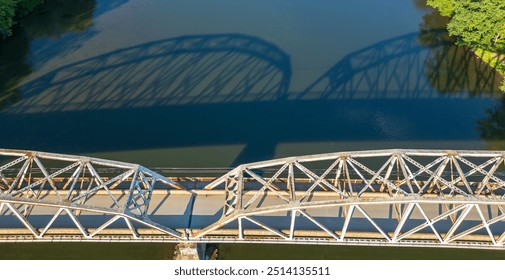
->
[195,149,505,247]
[2,149,505,249]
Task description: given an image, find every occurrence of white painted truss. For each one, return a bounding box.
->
[197,149,505,249]
[2,148,505,249]
[0,149,185,240]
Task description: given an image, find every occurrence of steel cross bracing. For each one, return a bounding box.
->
[2,149,505,249]
[0,149,184,240]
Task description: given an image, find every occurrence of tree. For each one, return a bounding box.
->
[16,0,45,16]
[417,7,503,95]
[427,0,505,91]
[427,0,453,17]
[448,0,505,52]
[0,0,16,37]
[0,0,45,38]
[428,0,505,52]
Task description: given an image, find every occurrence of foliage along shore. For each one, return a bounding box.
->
[474,48,505,91]
[0,0,44,38]
[427,0,505,91]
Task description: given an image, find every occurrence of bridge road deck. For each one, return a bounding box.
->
[2,149,505,249]
[1,179,504,246]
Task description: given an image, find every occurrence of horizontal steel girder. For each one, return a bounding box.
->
[2,148,505,249]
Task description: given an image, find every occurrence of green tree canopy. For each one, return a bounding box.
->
[0,0,45,37]
[0,0,16,37]
[16,0,44,16]
[428,0,505,52]
[449,0,505,52]
[427,0,453,17]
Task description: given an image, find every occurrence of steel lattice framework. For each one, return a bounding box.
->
[196,149,505,249]
[2,149,505,250]
[0,149,184,240]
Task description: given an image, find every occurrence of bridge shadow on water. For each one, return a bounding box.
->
[0,31,502,166]
[7,34,291,113]
[298,30,502,100]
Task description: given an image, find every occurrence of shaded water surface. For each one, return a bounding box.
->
[0,0,504,259]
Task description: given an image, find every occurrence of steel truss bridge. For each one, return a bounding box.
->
[1,149,505,250]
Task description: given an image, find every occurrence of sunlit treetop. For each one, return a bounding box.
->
[428,0,505,52]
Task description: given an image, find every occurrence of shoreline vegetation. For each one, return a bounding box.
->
[426,0,505,91]
[0,0,44,38]
[474,48,505,91]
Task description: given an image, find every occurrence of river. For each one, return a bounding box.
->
[1,0,504,259]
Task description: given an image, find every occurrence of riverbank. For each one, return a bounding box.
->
[474,48,505,91]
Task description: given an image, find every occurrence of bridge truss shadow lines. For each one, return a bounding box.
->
[3,31,502,115]
[0,32,502,163]
[298,31,502,100]
[3,34,291,114]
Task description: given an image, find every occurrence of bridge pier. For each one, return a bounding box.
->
[173,243,208,260]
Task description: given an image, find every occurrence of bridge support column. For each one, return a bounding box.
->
[174,243,207,260]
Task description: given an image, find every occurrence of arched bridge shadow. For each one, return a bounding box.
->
[4,31,501,116]
[297,30,502,100]
[0,31,502,164]
[3,34,291,114]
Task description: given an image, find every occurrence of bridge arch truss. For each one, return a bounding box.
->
[2,149,505,249]
[0,149,185,240]
[198,149,505,249]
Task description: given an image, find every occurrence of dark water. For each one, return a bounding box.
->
[0,242,175,260]
[1,0,505,259]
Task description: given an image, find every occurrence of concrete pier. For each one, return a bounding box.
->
[174,243,207,260]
